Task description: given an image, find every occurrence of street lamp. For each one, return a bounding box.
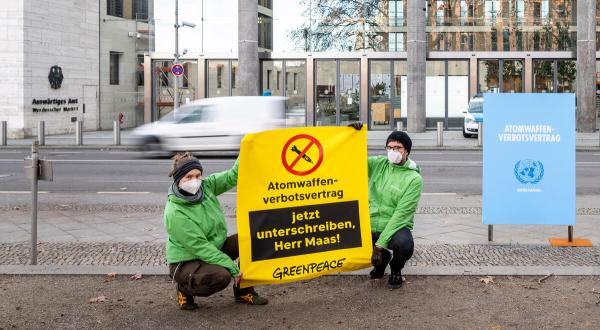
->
[174,0,196,116]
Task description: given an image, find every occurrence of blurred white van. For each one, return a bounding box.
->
[132,96,287,152]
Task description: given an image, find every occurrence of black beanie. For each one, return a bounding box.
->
[386,131,412,154]
[171,159,203,184]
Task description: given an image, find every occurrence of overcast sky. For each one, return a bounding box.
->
[153,0,305,54]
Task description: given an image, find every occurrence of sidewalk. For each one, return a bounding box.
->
[1,193,599,275]
[2,129,599,150]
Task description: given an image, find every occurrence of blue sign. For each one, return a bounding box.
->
[483,93,575,225]
[171,64,184,76]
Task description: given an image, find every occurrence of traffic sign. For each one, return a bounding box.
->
[171,64,184,76]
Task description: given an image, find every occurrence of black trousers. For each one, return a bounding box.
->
[371,228,414,273]
[169,234,252,297]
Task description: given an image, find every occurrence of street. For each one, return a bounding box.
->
[1,149,600,196]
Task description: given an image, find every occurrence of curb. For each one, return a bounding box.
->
[2,265,600,276]
[2,145,598,152]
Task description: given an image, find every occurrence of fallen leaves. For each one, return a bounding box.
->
[591,288,600,305]
[89,295,107,303]
[537,273,553,284]
[130,273,143,281]
[479,276,494,285]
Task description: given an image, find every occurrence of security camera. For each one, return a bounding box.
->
[182,21,196,28]
[182,49,188,55]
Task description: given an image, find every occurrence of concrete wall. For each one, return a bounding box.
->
[0,0,145,138]
[21,0,100,136]
[100,0,140,129]
[0,1,25,138]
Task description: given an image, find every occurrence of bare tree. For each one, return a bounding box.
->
[289,0,388,52]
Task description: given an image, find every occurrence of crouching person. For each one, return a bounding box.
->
[367,131,423,289]
[164,152,268,310]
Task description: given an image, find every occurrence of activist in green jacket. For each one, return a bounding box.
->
[368,155,422,248]
[348,124,422,290]
[163,152,267,311]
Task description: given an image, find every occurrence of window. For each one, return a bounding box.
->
[232,66,236,89]
[258,14,272,50]
[389,1,404,26]
[107,0,123,17]
[133,0,149,20]
[217,65,223,89]
[460,0,468,25]
[110,52,120,85]
[516,0,524,24]
[108,0,148,19]
[389,33,404,52]
[484,0,499,25]
[503,28,509,51]
[136,55,144,86]
[276,71,281,90]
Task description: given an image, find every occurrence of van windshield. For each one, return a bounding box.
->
[469,99,483,113]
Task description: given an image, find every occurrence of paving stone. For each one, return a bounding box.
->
[2,242,600,268]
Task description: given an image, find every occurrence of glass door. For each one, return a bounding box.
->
[315,60,360,126]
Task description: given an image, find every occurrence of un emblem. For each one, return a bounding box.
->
[48,65,64,89]
[514,159,544,184]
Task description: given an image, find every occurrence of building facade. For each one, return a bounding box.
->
[0,0,153,138]
[146,0,599,132]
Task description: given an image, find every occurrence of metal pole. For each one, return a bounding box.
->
[0,121,6,146]
[568,225,574,243]
[437,121,444,147]
[173,0,180,116]
[75,120,83,145]
[113,121,121,145]
[31,141,39,265]
[488,224,493,242]
[38,121,45,146]
[478,122,483,146]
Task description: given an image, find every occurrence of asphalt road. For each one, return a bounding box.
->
[1,149,600,195]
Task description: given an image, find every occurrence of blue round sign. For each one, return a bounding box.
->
[171,64,184,76]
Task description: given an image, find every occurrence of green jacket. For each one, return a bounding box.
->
[368,156,423,249]
[164,159,240,277]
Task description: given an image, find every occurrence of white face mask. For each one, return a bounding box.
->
[179,179,202,195]
[387,150,403,164]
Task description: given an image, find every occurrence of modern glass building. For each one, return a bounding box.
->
[144,0,599,131]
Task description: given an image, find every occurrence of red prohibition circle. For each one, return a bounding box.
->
[281,134,324,176]
[171,64,184,76]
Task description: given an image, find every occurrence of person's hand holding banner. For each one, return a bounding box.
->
[236,126,372,288]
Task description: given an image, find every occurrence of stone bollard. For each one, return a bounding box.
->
[38,121,45,146]
[477,122,483,147]
[75,120,83,146]
[436,121,444,147]
[0,121,6,146]
[113,121,121,145]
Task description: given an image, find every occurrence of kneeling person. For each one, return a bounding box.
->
[368,131,423,289]
[164,152,267,310]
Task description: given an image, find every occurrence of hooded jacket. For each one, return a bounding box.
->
[163,159,240,277]
[368,156,422,249]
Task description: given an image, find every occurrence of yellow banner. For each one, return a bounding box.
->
[237,126,372,288]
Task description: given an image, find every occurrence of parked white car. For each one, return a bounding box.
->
[133,96,287,153]
[462,95,483,138]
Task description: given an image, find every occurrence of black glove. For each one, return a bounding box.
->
[348,122,363,131]
[371,246,385,267]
